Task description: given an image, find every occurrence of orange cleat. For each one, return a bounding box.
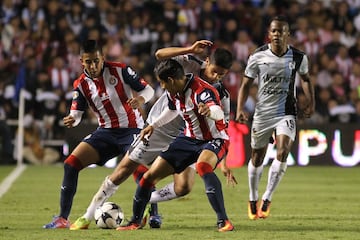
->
[248,201,258,220]
[258,199,271,219]
[218,220,234,232]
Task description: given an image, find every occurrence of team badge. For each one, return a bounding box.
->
[289,61,295,70]
[109,76,118,85]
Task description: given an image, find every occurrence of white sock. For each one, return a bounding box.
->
[248,160,263,201]
[83,176,119,220]
[262,159,287,201]
[149,182,177,203]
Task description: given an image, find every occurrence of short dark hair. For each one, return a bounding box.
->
[209,48,233,69]
[270,15,290,29]
[154,59,185,82]
[80,39,102,55]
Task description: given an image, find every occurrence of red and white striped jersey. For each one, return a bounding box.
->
[70,61,148,128]
[167,74,229,141]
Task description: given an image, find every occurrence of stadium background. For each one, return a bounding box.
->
[1,0,360,167]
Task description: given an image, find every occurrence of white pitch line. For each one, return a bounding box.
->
[0,164,27,198]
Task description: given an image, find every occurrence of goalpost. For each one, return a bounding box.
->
[16,89,25,166]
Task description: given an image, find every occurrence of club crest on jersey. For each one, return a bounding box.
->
[289,61,296,70]
[109,76,118,85]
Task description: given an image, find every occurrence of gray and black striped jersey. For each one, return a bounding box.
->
[245,44,309,120]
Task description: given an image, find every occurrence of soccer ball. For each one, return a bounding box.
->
[94,202,124,229]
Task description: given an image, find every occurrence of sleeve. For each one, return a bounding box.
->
[68,88,86,126]
[121,65,149,92]
[244,54,258,79]
[196,88,219,107]
[70,88,87,112]
[212,82,230,123]
[152,108,179,128]
[298,54,309,75]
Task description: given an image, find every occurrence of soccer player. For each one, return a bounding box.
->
[150,40,237,204]
[69,41,235,230]
[117,59,234,232]
[236,16,315,220]
[43,39,154,229]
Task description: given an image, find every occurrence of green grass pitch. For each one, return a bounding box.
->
[0,165,359,240]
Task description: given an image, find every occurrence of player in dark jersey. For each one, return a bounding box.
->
[117,59,234,232]
[236,16,315,220]
[43,39,154,229]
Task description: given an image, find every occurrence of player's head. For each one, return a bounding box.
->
[80,39,105,79]
[154,59,186,95]
[268,15,290,48]
[203,48,233,84]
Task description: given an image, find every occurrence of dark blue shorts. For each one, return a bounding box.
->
[82,127,140,166]
[160,135,229,173]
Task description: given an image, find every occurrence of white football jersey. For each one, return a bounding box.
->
[245,44,309,120]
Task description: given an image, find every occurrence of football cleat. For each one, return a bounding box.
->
[248,201,258,220]
[69,217,91,230]
[43,216,70,229]
[116,222,142,231]
[149,215,162,228]
[217,219,234,232]
[258,199,271,219]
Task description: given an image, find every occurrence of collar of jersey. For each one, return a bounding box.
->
[182,73,194,92]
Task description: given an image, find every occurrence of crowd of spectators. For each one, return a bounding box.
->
[1,0,360,163]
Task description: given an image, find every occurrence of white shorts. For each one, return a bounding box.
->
[128,129,176,166]
[251,115,296,149]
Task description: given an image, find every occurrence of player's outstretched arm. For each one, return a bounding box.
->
[155,40,213,60]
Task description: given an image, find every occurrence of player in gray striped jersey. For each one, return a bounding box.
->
[236,16,315,220]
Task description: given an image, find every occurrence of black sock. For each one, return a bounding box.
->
[59,163,79,219]
[131,182,152,223]
[202,172,228,221]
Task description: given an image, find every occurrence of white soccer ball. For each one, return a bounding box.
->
[94,202,124,229]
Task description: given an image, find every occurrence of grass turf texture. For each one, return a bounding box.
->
[0,165,359,240]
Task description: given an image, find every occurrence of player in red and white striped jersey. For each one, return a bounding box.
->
[43,39,154,229]
[118,59,234,232]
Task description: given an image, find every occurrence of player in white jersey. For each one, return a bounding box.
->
[118,59,234,232]
[43,39,154,229]
[69,40,235,230]
[236,16,315,220]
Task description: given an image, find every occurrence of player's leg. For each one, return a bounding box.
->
[248,147,267,220]
[196,148,234,232]
[132,165,162,228]
[43,142,99,229]
[149,165,196,203]
[259,116,295,218]
[117,156,174,230]
[70,153,140,230]
[247,119,274,220]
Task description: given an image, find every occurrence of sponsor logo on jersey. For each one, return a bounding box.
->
[127,67,136,77]
[200,91,211,101]
[72,91,79,99]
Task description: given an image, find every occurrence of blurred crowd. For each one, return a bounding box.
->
[1,0,360,163]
